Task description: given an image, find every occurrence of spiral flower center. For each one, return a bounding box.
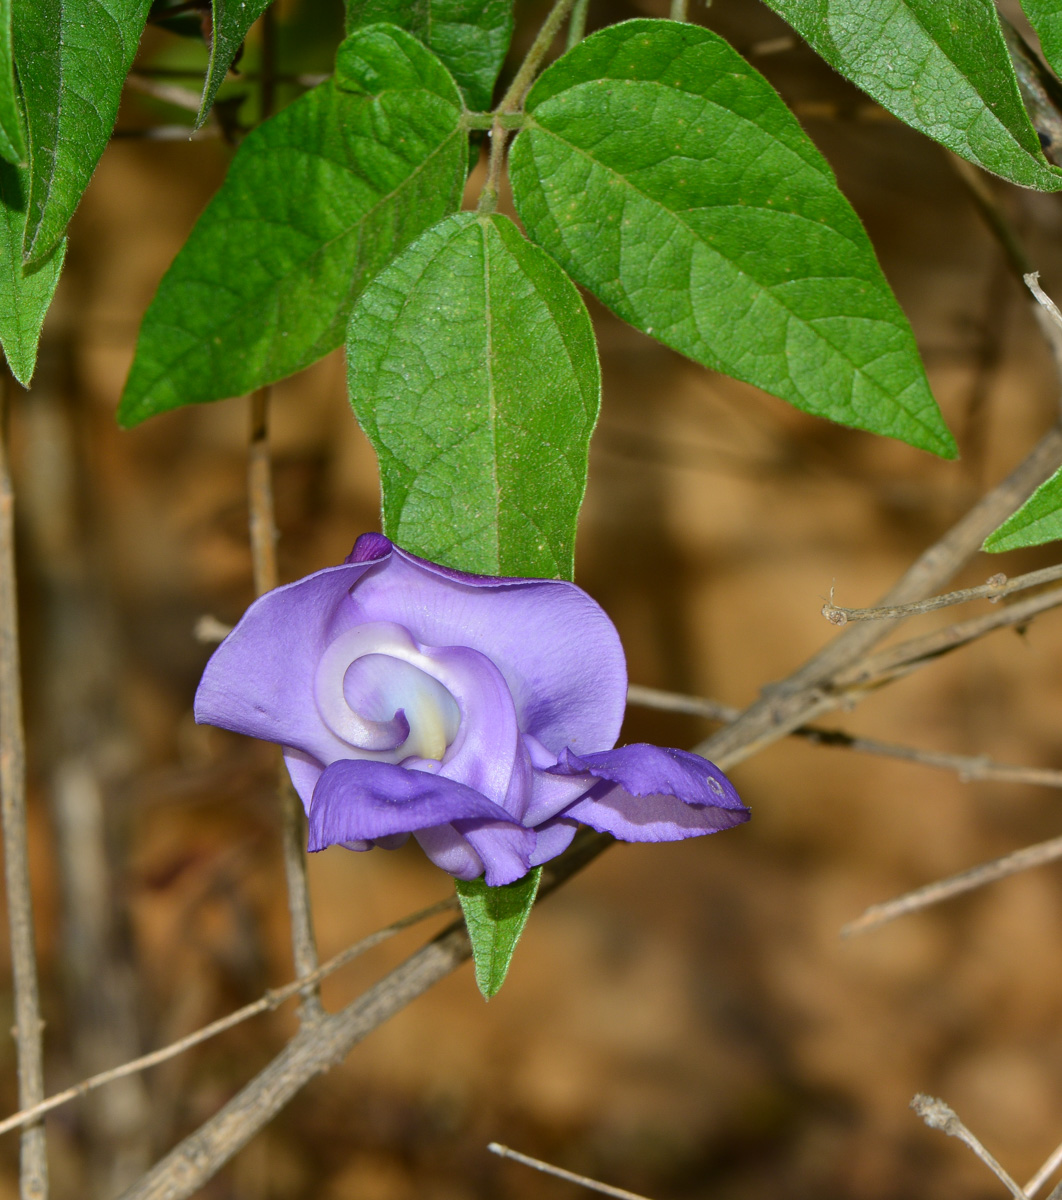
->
[314,623,460,762]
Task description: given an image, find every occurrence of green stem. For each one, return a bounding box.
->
[567,0,590,50]
[477,0,579,213]
[496,0,578,114]
[669,0,689,19]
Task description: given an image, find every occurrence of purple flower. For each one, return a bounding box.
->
[195,534,748,886]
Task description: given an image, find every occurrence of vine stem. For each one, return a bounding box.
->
[246,7,322,1021]
[248,388,323,1020]
[0,374,48,1200]
[478,0,578,213]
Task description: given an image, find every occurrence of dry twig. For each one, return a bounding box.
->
[911,1094,1026,1200]
[842,833,1062,938]
[628,685,1062,790]
[0,376,48,1200]
[248,388,323,1017]
[0,897,456,1138]
[489,1143,654,1200]
[821,562,1062,625]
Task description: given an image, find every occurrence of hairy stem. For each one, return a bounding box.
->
[0,376,48,1200]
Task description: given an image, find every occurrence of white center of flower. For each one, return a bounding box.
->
[315,624,460,763]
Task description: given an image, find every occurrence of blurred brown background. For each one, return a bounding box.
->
[5,0,1062,1196]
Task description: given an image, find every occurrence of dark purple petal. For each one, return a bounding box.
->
[343,544,627,759]
[551,745,749,842]
[308,758,527,851]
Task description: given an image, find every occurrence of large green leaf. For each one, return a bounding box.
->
[510,19,956,457]
[1022,0,1062,79]
[983,465,1062,551]
[456,869,541,999]
[196,0,273,129]
[0,158,65,385]
[119,24,467,427]
[0,0,22,164]
[346,211,601,580]
[345,0,513,109]
[14,0,152,264]
[763,0,1062,190]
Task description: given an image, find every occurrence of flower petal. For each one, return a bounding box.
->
[550,745,749,842]
[307,758,525,850]
[194,559,379,764]
[529,817,579,866]
[342,538,628,760]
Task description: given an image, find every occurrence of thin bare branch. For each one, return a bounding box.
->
[488,1143,654,1200]
[695,426,1062,768]
[248,387,323,1018]
[835,581,1062,693]
[627,685,1062,789]
[842,834,1062,938]
[116,832,611,1200]
[912,1094,1027,1200]
[1026,1138,1062,1198]
[1027,272,1062,333]
[0,897,457,1139]
[821,562,1062,626]
[0,376,48,1200]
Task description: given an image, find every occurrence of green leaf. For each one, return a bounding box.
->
[345,0,513,109]
[456,868,541,998]
[119,24,467,427]
[346,212,601,579]
[510,19,956,457]
[0,0,23,164]
[196,0,273,129]
[983,465,1062,550]
[14,0,152,264]
[1022,0,1062,79]
[0,157,65,384]
[763,0,1062,191]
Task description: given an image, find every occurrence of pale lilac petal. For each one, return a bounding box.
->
[413,825,484,880]
[341,539,627,759]
[529,817,579,866]
[283,747,325,811]
[551,745,749,842]
[307,759,525,850]
[195,559,378,763]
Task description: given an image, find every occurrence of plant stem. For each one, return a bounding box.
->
[248,389,323,1019]
[567,0,590,50]
[497,0,578,115]
[0,374,48,1200]
[478,0,578,213]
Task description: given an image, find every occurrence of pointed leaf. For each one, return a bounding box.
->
[0,0,23,163]
[983,465,1062,551]
[0,158,65,385]
[763,0,1062,190]
[346,212,601,579]
[14,0,152,264]
[196,0,273,129]
[119,25,467,427]
[510,19,956,457]
[456,868,541,998]
[345,0,513,109]
[1022,1,1062,79]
